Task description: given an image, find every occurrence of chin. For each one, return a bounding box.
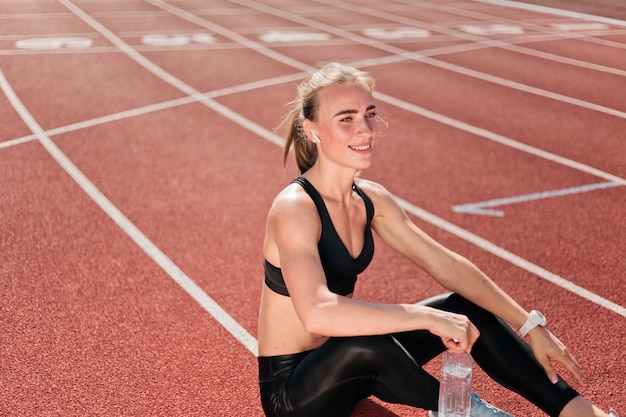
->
[354,160,372,171]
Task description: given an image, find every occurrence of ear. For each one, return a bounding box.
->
[302,119,320,144]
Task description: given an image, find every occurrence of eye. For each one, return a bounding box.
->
[366,111,377,119]
[340,116,353,122]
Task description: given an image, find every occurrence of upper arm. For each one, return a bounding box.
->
[358,181,527,326]
[264,187,337,324]
[360,180,462,281]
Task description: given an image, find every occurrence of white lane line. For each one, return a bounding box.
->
[399,0,626,55]
[11,0,615,190]
[374,91,626,186]
[0,70,259,356]
[0,136,34,149]
[145,0,626,183]
[395,194,626,318]
[473,0,626,28]
[6,1,618,357]
[5,68,623,192]
[60,0,288,151]
[324,0,626,77]
[234,0,626,119]
[53,0,264,355]
[0,71,307,150]
[84,0,626,318]
[453,181,624,216]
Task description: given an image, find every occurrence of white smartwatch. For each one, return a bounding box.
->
[519,310,546,337]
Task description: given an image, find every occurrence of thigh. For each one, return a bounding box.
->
[288,336,440,415]
[285,336,394,417]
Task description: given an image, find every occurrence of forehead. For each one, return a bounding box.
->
[316,83,375,115]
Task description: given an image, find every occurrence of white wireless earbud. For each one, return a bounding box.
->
[311,129,321,144]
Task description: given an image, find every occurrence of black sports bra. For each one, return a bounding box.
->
[264,177,375,297]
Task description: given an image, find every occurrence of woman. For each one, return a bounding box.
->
[257,62,617,417]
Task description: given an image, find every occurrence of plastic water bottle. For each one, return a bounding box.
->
[438,350,473,417]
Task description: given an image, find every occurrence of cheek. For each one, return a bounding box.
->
[328,127,352,142]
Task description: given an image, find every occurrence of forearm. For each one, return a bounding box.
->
[300,292,478,352]
[438,255,530,329]
[300,295,438,337]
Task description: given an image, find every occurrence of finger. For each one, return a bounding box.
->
[560,352,584,385]
[444,338,466,352]
[537,355,558,384]
[468,324,480,352]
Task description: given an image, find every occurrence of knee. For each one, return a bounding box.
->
[440,293,498,322]
[416,292,453,308]
[421,293,504,334]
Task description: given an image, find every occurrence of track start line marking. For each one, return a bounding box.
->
[550,23,610,31]
[141,33,216,46]
[453,181,623,216]
[362,27,431,39]
[259,31,331,43]
[259,27,433,43]
[459,24,524,35]
[15,37,93,49]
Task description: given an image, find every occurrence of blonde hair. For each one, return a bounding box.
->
[277,63,375,174]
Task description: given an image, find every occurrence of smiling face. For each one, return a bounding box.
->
[305,82,378,173]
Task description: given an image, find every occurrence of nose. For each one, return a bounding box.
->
[357,116,375,138]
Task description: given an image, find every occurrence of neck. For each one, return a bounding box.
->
[303,165,357,204]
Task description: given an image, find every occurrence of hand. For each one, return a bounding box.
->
[428,309,480,353]
[528,326,583,385]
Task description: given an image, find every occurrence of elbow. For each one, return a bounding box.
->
[298,299,337,335]
[301,317,324,335]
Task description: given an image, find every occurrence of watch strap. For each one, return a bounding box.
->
[519,310,546,337]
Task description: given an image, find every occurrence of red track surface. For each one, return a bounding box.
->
[1,1,624,416]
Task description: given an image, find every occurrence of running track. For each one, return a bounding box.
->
[1,1,624,416]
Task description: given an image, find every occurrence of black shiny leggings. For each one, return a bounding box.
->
[258,293,579,417]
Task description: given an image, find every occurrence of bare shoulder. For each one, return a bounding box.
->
[354,178,404,217]
[354,178,394,200]
[265,183,321,262]
[268,182,317,221]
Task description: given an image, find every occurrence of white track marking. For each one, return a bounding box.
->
[52,0,267,354]
[145,0,625,179]
[325,0,626,77]
[394,194,626,318]
[4,1,622,359]
[453,181,623,216]
[0,70,259,355]
[259,30,331,43]
[147,0,626,318]
[0,136,34,149]
[145,0,312,73]
[473,0,626,28]
[234,0,626,119]
[15,37,93,49]
[2,65,259,363]
[1,71,307,149]
[374,91,626,186]
[4,68,623,191]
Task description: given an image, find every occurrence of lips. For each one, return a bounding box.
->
[349,144,371,151]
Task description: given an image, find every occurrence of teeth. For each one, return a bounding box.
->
[351,145,371,151]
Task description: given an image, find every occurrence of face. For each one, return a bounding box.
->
[308,82,378,171]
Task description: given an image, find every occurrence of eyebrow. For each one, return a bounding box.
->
[333,104,377,117]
